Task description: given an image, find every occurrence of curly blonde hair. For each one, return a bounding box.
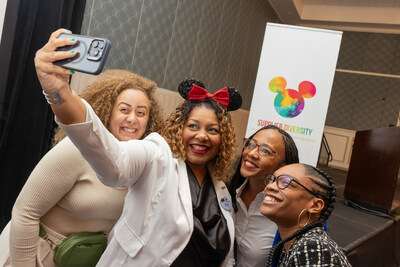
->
[53,69,164,145]
[162,99,237,183]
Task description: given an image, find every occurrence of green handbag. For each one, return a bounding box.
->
[40,226,107,267]
[54,231,107,267]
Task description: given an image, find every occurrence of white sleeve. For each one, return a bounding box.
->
[57,99,162,188]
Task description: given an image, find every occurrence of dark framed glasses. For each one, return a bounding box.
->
[264,174,323,199]
[243,138,282,160]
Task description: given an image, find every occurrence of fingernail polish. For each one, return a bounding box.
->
[71,38,75,41]
[70,70,75,74]
[71,50,75,53]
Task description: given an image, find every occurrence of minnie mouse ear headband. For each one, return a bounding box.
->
[178,78,242,111]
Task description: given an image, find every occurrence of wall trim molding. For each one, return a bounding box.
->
[323,126,356,171]
[336,68,400,79]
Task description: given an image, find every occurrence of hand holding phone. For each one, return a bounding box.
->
[54,33,111,75]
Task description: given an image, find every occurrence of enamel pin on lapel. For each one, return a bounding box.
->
[220,196,232,211]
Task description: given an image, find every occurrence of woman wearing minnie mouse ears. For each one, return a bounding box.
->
[34,29,242,266]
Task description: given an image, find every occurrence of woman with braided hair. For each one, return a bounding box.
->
[260,163,351,267]
[34,28,242,266]
[228,125,299,267]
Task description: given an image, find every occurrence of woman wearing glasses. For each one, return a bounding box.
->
[261,163,351,266]
[228,125,299,267]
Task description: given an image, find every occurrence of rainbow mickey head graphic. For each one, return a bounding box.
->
[269,77,316,118]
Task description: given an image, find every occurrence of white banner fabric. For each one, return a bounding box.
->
[246,23,342,166]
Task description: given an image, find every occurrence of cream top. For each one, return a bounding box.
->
[10,137,127,266]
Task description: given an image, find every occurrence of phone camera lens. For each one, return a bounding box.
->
[92,40,99,48]
[89,48,99,57]
[98,41,105,49]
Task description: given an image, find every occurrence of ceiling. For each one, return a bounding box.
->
[268,0,400,34]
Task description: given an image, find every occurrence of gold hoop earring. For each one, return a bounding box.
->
[297,208,311,228]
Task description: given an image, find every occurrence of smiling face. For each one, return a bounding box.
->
[260,164,320,228]
[240,129,285,182]
[109,89,150,141]
[182,106,221,171]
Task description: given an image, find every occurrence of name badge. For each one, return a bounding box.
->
[220,196,232,211]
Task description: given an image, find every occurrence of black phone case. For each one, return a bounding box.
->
[54,33,111,75]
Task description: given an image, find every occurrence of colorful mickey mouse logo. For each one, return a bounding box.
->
[269,77,316,118]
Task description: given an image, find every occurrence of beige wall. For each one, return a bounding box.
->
[323,126,355,171]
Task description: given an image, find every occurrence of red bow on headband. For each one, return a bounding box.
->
[188,85,229,108]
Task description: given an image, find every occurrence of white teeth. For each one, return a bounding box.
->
[265,196,277,202]
[245,160,256,168]
[192,145,206,151]
[123,128,137,133]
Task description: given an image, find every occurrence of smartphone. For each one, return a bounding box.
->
[53,33,111,75]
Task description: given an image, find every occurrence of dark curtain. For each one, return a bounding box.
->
[0,0,86,231]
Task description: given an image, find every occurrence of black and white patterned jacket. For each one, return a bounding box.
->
[278,227,352,267]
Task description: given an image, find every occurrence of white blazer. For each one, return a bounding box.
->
[59,100,235,267]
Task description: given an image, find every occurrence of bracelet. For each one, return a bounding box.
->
[42,90,63,105]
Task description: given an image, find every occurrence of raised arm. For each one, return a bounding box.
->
[34,29,162,188]
[34,28,86,124]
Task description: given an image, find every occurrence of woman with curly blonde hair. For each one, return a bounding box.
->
[0,68,164,267]
[53,69,164,144]
[34,29,243,266]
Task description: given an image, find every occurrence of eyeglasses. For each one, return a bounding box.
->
[264,174,323,199]
[243,138,282,160]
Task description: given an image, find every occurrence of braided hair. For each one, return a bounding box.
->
[228,125,299,212]
[265,163,336,267]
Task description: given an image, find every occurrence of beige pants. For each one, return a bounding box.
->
[0,222,65,267]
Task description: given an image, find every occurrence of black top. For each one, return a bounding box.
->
[171,165,231,266]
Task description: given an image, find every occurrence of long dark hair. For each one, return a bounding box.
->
[265,164,336,266]
[228,125,299,212]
